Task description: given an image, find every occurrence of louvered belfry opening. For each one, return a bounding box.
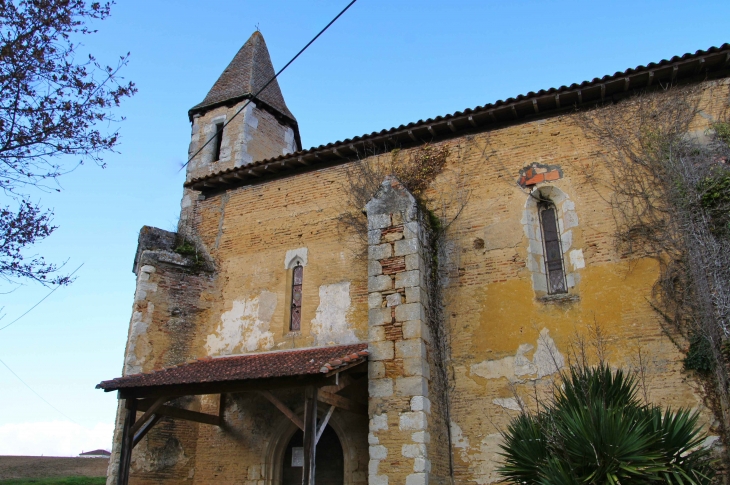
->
[539,201,567,294]
[290,263,303,331]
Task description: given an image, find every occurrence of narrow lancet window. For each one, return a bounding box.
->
[290,263,303,331]
[539,201,567,294]
[213,122,224,161]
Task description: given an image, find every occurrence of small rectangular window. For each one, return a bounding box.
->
[213,122,224,161]
[539,203,567,294]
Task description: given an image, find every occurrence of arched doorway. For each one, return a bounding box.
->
[281,425,344,485]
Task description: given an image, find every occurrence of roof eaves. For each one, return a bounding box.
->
[186,43,730,193]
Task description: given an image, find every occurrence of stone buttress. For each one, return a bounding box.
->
[366,177,449,485]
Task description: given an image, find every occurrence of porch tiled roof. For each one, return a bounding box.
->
[96,343,368,391]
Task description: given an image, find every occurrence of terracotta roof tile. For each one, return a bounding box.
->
[96,344,368,391]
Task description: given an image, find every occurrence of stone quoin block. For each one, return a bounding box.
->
[395,270,421,289]
[368,326,386,342]
[396,339,426,359]
[405,473,428,485]
[395,302,424,322]
[396,376,428,397]
[399,411,428,431]
[386,293,402,307]
[368,275,392,292]
[369,307,391,326]
[369,341,395,361]
[368,361,385,379]
[402,357,430,379]
[413,457,431,473]
[368,213,391,230]
[369,445,388,460]
[369,292,383,309]
[394,238,419,256]
[369,260,383,276]
[368,378,394,398]
[410,396,431,414]
[368,229,382,245]
[369,243,393,261]
[402,443,427,458]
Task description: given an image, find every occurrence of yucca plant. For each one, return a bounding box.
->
[498,364,715,484]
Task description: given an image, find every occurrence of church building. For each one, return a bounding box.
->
[98,32,730,484]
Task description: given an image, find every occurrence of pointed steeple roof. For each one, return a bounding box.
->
[189,32,296,123]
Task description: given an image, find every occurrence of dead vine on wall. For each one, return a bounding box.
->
[575,84,730,461]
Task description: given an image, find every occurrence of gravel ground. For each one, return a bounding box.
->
[0,457,108,480]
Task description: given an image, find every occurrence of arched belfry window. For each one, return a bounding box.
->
[538,201,567,294]
[290,263,303,331]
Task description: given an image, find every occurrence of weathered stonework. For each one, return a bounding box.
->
[106,34,730,485]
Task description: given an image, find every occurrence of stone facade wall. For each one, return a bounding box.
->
[114,78,730,484]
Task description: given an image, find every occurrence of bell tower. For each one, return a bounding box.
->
[184,31,301,183]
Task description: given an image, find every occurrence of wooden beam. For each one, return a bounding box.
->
[510,105,518,118]
[407,130,417,141]
[624,77,631,92]
[468,116,477,128]
[600,84,606,101]
[320,374,355,394]
[647,71,655,86]
[258,390,304,431]
[218,393,226,426]
[671,65,679,82]
[297,156,309,166]
[427,126,436,137]
[577,90,583,104]
[325,359,366,377]
[302,387,318,485]
[447,121,457,132]
[318,390,367,415]
[130,396,167,435]
[316,406,335,445]
[247,169,261,177]
[133,414,162,447]
[555,94,561,108]
[532,99,539,114]
[696,58,705,74]
[136,400,220,426]
[117,399,137,485]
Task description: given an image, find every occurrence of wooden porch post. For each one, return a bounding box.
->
[118,398,137,485]
[302,386,318,485]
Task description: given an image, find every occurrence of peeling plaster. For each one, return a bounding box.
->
[470,328,564,380]
[449,423,503,484]
[311,282,358,346]
[492,397,523,411]
[205,291,277,355]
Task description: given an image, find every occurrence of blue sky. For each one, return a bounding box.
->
[0,0,728,456]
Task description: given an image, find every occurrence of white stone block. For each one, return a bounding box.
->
[413,457,431,473]
[369,307,391,327]
[369,378,394,397]
[399,411,427,431]
[396,303,423,323]
[369,260,383,276]
[368,433,379,445]
[402,320,424,340]
[369,275,392,292]
[405,473,428,485]
[368,458,380,474]
[368,361,385,379]
[396,376,428,396]
[561,230,572,251]
[368,214,391,230]
[370,413,388,431]
[369,341,394,361]
[395,270,421,289]
[404,221,420,239]
[368,229,382,245]
[564,209,579,229]
[405,253,422,271]
[402,443,426,458]
[411,431,431,443]
[402,357,427,377]
[405,286,425,304]
[368,292,383,309]
[369,243,393,261]
[369,326,385,342]
[394,238,419,256]
[569,249,585,269]
[410,396,431,414]
[369,445,388,460]
[396,339,426,359]
[386,293,402,307]
[140,265,156,274]
[370,475,388,485]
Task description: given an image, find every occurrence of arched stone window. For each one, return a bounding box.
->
[522,186,584,298]
[538,200,567,294]
[290,263,303,331]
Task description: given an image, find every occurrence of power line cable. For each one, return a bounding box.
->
[181,0,358,171]
[0,357,77,423]
[0,263,84,332]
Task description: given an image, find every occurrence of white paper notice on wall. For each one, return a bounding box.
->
[291,447,304,467]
